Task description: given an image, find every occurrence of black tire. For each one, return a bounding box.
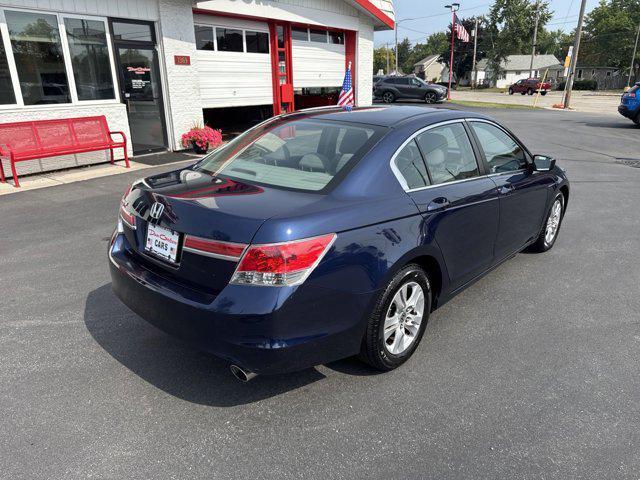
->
[528,192,565,253]
[521,90,527,95]
[527,88,534,95]
[508,88,514,95]
[424,92,437,104]
[633,112,640,126]
[382,91,395,103]
[540,91,547,96]
[359,264,432,371]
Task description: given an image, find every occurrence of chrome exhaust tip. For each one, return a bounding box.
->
[230,364,257,382]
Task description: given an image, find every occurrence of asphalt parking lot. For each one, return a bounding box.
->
[2,106,640,479]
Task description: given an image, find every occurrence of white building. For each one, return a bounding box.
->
[472,54,561,88]
[0,0,394,177]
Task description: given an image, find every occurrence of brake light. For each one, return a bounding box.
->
[119,183,136,229]
[184,236,246,260]
[230,233,336,286]
[629,93,636,98]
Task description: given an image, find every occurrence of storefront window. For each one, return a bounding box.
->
[216,28,243,52]
[0,31,15,105]
[64,18,115,101]
[112,21,153,42]
[195,25,214,51]
[5,10,71,105]
[246,31,268,54]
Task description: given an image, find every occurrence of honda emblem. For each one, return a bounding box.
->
[149,201,165,221]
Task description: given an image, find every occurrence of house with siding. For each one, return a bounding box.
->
[472,54,562,88]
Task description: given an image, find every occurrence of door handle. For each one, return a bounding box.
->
[426,197,450,212]
[499,184,515,195]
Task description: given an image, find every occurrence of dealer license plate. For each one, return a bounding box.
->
[145,224,180,263]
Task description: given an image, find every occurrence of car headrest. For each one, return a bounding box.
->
[419,132,448,166]
[299,153,328,172]
[339,129,369,154]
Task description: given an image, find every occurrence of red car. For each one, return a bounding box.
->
[508,78,551,96]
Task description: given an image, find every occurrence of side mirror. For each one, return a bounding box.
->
[532,154,556,172]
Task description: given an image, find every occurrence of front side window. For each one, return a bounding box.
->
[410,78,422,87]
[194,119,381,192]
[64,18,114,100]
[246,31,269,54]
[394,139,429,189]
[5,10,70,105]
[470,121,527,173]
[195,25,214,50]
[416,123,478,185]
[216,28,243,52]
[0,31,16,104]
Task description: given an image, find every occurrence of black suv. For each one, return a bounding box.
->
[374,76,448,104]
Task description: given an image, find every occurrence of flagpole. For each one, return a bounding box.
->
[445,4,460,101]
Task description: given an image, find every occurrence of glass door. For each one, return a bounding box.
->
[110,19,167,155]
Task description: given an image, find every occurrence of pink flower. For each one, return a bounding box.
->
[181,126,223,149]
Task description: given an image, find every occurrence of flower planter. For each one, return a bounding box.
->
[191,141,208,154]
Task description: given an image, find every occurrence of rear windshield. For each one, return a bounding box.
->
[193,118,384,192]
[629,84,640,94]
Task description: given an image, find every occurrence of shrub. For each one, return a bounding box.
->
[556,79,598,91]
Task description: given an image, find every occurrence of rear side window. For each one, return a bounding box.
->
[393,139,429,189]
[416,123,478,185]
[470,121,527,173]
[195,119,382,192]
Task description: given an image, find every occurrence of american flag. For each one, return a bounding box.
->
[338,62,354,110]
[454,16,470,42]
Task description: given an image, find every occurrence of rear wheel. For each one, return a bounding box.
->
[540,91,547,96]
[424,92,437,104]
[528,193,565,253]
[508,88,514,95]
[382,91,395,103]
[359,265,431,371]
[633,112,640,125]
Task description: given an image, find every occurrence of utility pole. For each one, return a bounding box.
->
[471,17,479,89]
[395,25,398,75]
[563,0,588,109]
[445,3,460,100]
[628,22,640,88]
[529,1,541,77]
[386,43,390,74]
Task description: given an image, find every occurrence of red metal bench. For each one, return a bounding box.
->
[0,116,129,187]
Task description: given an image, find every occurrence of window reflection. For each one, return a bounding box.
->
[5,10,71,105]
[0,31,15,104]
[64,18,115,100]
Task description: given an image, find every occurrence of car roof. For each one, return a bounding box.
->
[293,105,485,128]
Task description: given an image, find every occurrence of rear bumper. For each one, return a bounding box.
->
[108,234,375,374]
[618,104,638,119]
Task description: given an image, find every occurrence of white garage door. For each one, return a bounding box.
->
[292,28,346,88]
[194,15,273,108]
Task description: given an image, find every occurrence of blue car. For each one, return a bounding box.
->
[109,106,569,380]
[619,82,640,125]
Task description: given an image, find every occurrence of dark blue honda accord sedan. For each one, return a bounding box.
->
[109,106,569,379]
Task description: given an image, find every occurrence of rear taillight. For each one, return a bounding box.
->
[183,236,246,260]
[230,233,336,286]
[119,183,136,229]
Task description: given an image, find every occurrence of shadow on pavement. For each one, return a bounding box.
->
[84,284,325,407]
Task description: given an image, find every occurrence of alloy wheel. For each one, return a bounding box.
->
[384,281,425,355]
[544,198,563,246]
[383,92,394,103]
[425,92,437,104]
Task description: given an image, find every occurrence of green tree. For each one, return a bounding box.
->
[580,0,640,78]
[395,37,412,73]
[484,0,553,84]
[439,17,487,84]
[373,45,395,74]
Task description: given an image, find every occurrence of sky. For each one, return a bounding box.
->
[374,0,602,47]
